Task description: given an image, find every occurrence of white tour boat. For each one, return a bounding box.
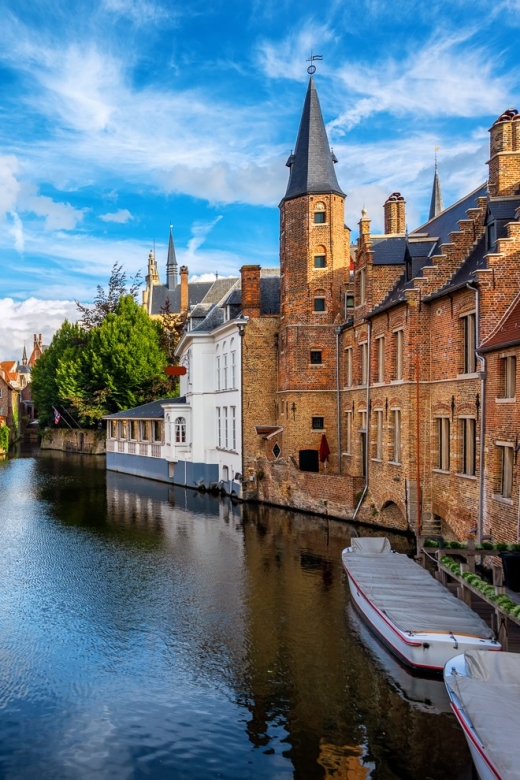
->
[341,537,500,671]
[444,651,520,780]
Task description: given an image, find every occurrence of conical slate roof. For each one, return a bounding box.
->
[166,225,178,291]
[429,165,444,220]
[283,76,345,202]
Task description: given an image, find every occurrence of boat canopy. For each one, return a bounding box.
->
[445,651,520,780]
[343,540,494,638]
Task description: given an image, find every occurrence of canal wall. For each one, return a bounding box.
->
[40,428,106,454]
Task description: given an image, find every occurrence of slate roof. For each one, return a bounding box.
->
[487,198,520,220]
[283,76,345,202]
[480,293,520,352]
[149,281,214,315]
[425,234,487,301]
[429,166,444,220]
[104,396,186,420]
[411,183,487,250]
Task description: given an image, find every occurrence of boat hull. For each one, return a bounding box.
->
[343,561,499,672]
[444,654,502,780]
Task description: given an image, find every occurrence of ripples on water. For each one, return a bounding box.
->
[0,453,472,779]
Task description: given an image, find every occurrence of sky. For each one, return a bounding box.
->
[0,0,519,359]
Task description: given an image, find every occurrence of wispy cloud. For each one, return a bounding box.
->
[99,209,133,223]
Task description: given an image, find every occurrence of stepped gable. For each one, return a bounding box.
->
[367,184,488,317]
[283,76,344,202]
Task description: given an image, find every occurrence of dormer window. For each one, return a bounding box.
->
[487,220,497,252]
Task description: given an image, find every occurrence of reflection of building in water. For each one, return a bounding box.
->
[238,504,469,779]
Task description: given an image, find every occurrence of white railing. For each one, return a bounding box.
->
[106,440,115,452]
[139,443,148,456]
[151,444,161,458]
[128,442,136,454]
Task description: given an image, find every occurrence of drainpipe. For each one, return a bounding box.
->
[467,283,485,544]
[353,321,372,520]
[335,322,351,476]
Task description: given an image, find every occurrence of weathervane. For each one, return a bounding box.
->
[306,52,323,75]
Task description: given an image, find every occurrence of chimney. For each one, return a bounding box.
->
[384,192,406,234]
[180,266,189,315]
[240,265,261,318]
[488,108,520,197]
[358,209,371,250]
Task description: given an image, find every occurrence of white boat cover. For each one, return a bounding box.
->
[445,651,520,780]
[343,538,493,638]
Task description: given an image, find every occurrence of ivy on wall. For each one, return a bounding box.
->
[0,426,9,453]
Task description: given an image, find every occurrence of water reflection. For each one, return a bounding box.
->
[0,453,472,779]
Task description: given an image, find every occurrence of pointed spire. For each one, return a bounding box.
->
[428,151,444,220]
[166,224,178,291]
[22,344,27,366]
[283,76,345,202]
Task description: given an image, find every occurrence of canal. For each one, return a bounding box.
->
[0,452,473,779]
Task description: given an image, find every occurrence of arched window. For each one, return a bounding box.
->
[175,417,186,443]
[314,245,327,268]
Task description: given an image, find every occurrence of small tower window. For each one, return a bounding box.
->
[314,297,326,312]
[312,417,325,430]
[314,255,326,268]
[314,202,326,223]
[310,350,323,364]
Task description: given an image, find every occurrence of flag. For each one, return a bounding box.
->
[52,407,61,425]
[319,434,330,465]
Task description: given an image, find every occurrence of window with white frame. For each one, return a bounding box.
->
[460,417,476,476]
[216,356,221,391]
[223,407,229,448]
[217,408,221,447]
[375,409,383,460]
[395,329,404,381]
[376,336,385,383]
[503,355,516,398]
[175,417,186,443]
[223,353,228,390]
[392,409,401,463]
[498,444,514,499]
[462,313,476,374]
[231,406,236,450]
[437,417,450,471]
[360,342,368,385]
[130,420,138,440]
[231,351,236,389]
[110,420,117,438]
[153,420,163,442]
[345,347,353,387]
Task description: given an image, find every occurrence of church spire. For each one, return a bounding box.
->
[22,344,28,366]
[283,76,345,202]
[166,224,178,291]
[428,151,444,220]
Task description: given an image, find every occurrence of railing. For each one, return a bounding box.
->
[128,442,136,454]
[117,441,125,453]
[106,440,115,452]
[151,444,161,458]
[139,443,148,456]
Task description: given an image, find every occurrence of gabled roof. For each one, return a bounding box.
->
[149,281,213,315]
[411,183,487,251]
[480,293,520,352]
[283,76,344,202]
[104,396,186,420]
[424,234,487,302]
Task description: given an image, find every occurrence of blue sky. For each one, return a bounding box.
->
[0,0,519,358]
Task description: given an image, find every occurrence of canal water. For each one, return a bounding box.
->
[0,452,473,780]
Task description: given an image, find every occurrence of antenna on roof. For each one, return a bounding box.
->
[306,52,323,75]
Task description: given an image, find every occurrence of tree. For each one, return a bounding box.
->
[159,296,183,365]
[76,263,142,331]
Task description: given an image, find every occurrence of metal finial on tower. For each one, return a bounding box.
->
[306,52,323,75]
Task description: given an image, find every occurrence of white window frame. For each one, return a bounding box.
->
[462,312,476,374]
[217,407,221,448]
[345,347,353,388]
[392,409,401,464]
[231,351,236,389]
[504,355,516,399]
[437,417,450,471]
[394,329,404,381]
[231,406,236,450]
[216,356,221,391]
[376,336,385,383]
[374,409,383,460]
[175,417,186,444]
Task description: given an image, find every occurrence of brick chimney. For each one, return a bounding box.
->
[240,265,261,317]
[180,266,189,315]
[384,192,406,234]
[488,108,520,197]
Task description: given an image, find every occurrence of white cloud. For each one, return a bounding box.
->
[8,212,25,253]
[0,156,21,220]
[183,217,223,266]
[21,192,85,231]
[99,209,133,223]
[0,297,79,361]
[257,22,336,81]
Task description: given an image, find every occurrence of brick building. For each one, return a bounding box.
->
[240,78,520,543]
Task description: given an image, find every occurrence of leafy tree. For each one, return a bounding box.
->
[159,296,183,365]
[76,263,142,330]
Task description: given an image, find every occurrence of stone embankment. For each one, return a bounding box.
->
[40,428,106,455]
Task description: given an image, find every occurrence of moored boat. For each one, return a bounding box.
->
[444,651,520,780]
[342,537,500,671]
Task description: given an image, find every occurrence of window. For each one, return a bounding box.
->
[359,411,367,478]
[375,409,383,460]
[110,420,117,438]
[499,444,514,498]
[175,417,186,443]
[503,355,516,398]
[130,420,138,440]
[345,410,353,454]
[231,351,236,389]
[153,420,163,442]
[119,420,127,439]
[222,354,228,390]
[462,313,476,374]
[217,408,221,447]
[314,255,326,268]
[437,417,450,471]
[395,330,404,381]
[345,348,353,387]
[314,203,326,223]
[346,293,354,314]
[140,420,149,441]
[312,416,324,430]
[460,418,476,476]
[359,267,366,305]
[392,409,401,463]
[223,407,228,448]
[216,356,221,390]
[376,336,385,383]
[310,350,322,364]
[314,297,326,312]
[360,342,368,385]
[231,407,236,450]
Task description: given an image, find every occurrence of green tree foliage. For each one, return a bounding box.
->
[76,263,142,331]
[32,296,170,428]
